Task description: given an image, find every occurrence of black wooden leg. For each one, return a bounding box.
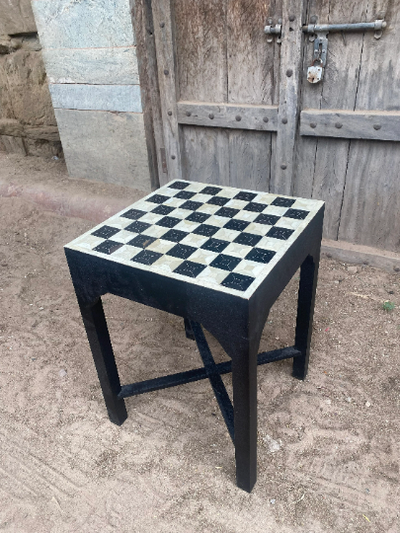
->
[293,251,320,380]
[231,347,258,492]
[78,297,128,425]
[184,317,195,340]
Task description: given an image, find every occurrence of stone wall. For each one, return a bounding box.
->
[0,0,61,157]
[31,0,152,192]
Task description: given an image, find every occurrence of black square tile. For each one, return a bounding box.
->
[167,244,197,259]
[125,220,151,233]
[284,208,309,220]
[156,216,181,228]
[234,191,257,202]
[233,233,262,247]
[193,224,219,237]
[121,209,146,220]
[186,212,211,223]
[210,254,241,271]
[207,196,230,206]
[161,229,188,243]
[168,181,190,189]
[224,219,250,232]
[244,202,268,213]
[201,238,230,253]
[215,207,240,218]
[254,213,280,226]
[147,194,169,204]
[245,248,276,264]
[267,227,294,240]
[127,234,157,249]
[152,205,175,215]
[221,273,255,291]
[93,240,123,255]
[92,225,120,239]
[180,200,203,211]
[200,186,222,195]
[271,197,296,208]
[174,261,206,278]
[175,190,196,199]
[131,250,163,265]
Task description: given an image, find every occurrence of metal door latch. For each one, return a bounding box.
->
[264,18,282,43]
[303,19,387,83]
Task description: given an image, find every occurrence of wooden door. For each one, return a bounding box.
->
[295,0,400,252]
[138,0,400,252]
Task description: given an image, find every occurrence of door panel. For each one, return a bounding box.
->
[295,0,368,240]
[149,0,399,252]
[172,0,278,189]
[338,1,400,250]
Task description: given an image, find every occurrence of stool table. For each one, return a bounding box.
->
[64,180,324,493]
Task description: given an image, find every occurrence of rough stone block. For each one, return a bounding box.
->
[0,119,24,136]
[1,50,56,126]
[24,137,62,157]
[49,84,142,112]
[54,109,150,191]
[32,0,135,49]
[43,47,139,85]
[0,134,26,154]
[0,0,37,35]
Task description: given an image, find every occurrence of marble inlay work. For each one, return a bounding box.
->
[65,180,324,298]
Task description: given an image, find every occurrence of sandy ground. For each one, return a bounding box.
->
[0,154,399,533]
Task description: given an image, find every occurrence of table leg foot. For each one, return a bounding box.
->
[232,346,258,492]
[78,297,128,425]
[184,318,195,340]
[293,250,320,381]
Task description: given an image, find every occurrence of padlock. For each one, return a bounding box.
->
[307,59,323,84]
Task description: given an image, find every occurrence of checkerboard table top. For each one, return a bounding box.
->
[65,180,324,299]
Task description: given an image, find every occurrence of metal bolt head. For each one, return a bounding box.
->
[186,111,191,117]
[310,122,317,129]
[289,14,295,21]
[171,155,176,160]
[159,22,165,28]
[282,118,288,124]
[281,164,287,170]
[335,122,343,129]
[167,110,172,116]
[373,124,382,130]
[310,15,317,24]
[209,113,214,120]
[263,117,269,123]
[164,69,169,76]
[286,69,293,77]
[235,115,242,122]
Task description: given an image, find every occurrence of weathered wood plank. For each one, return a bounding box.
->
[294,0,368,240]
[271,0,307,195]
[228,131,273,191]
[226,0,278,193]
[177,102,278,132]
[179,126,229,184]
[338,140,400,252]
[173,0,229,185]
[300,109,400,141]
[338,0,400,251]
[173,0,227,102]
[132,0,163,188]
[227,0,279,106]
[152,0,182,182]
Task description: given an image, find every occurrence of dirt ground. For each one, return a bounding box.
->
[0,154,399,533]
